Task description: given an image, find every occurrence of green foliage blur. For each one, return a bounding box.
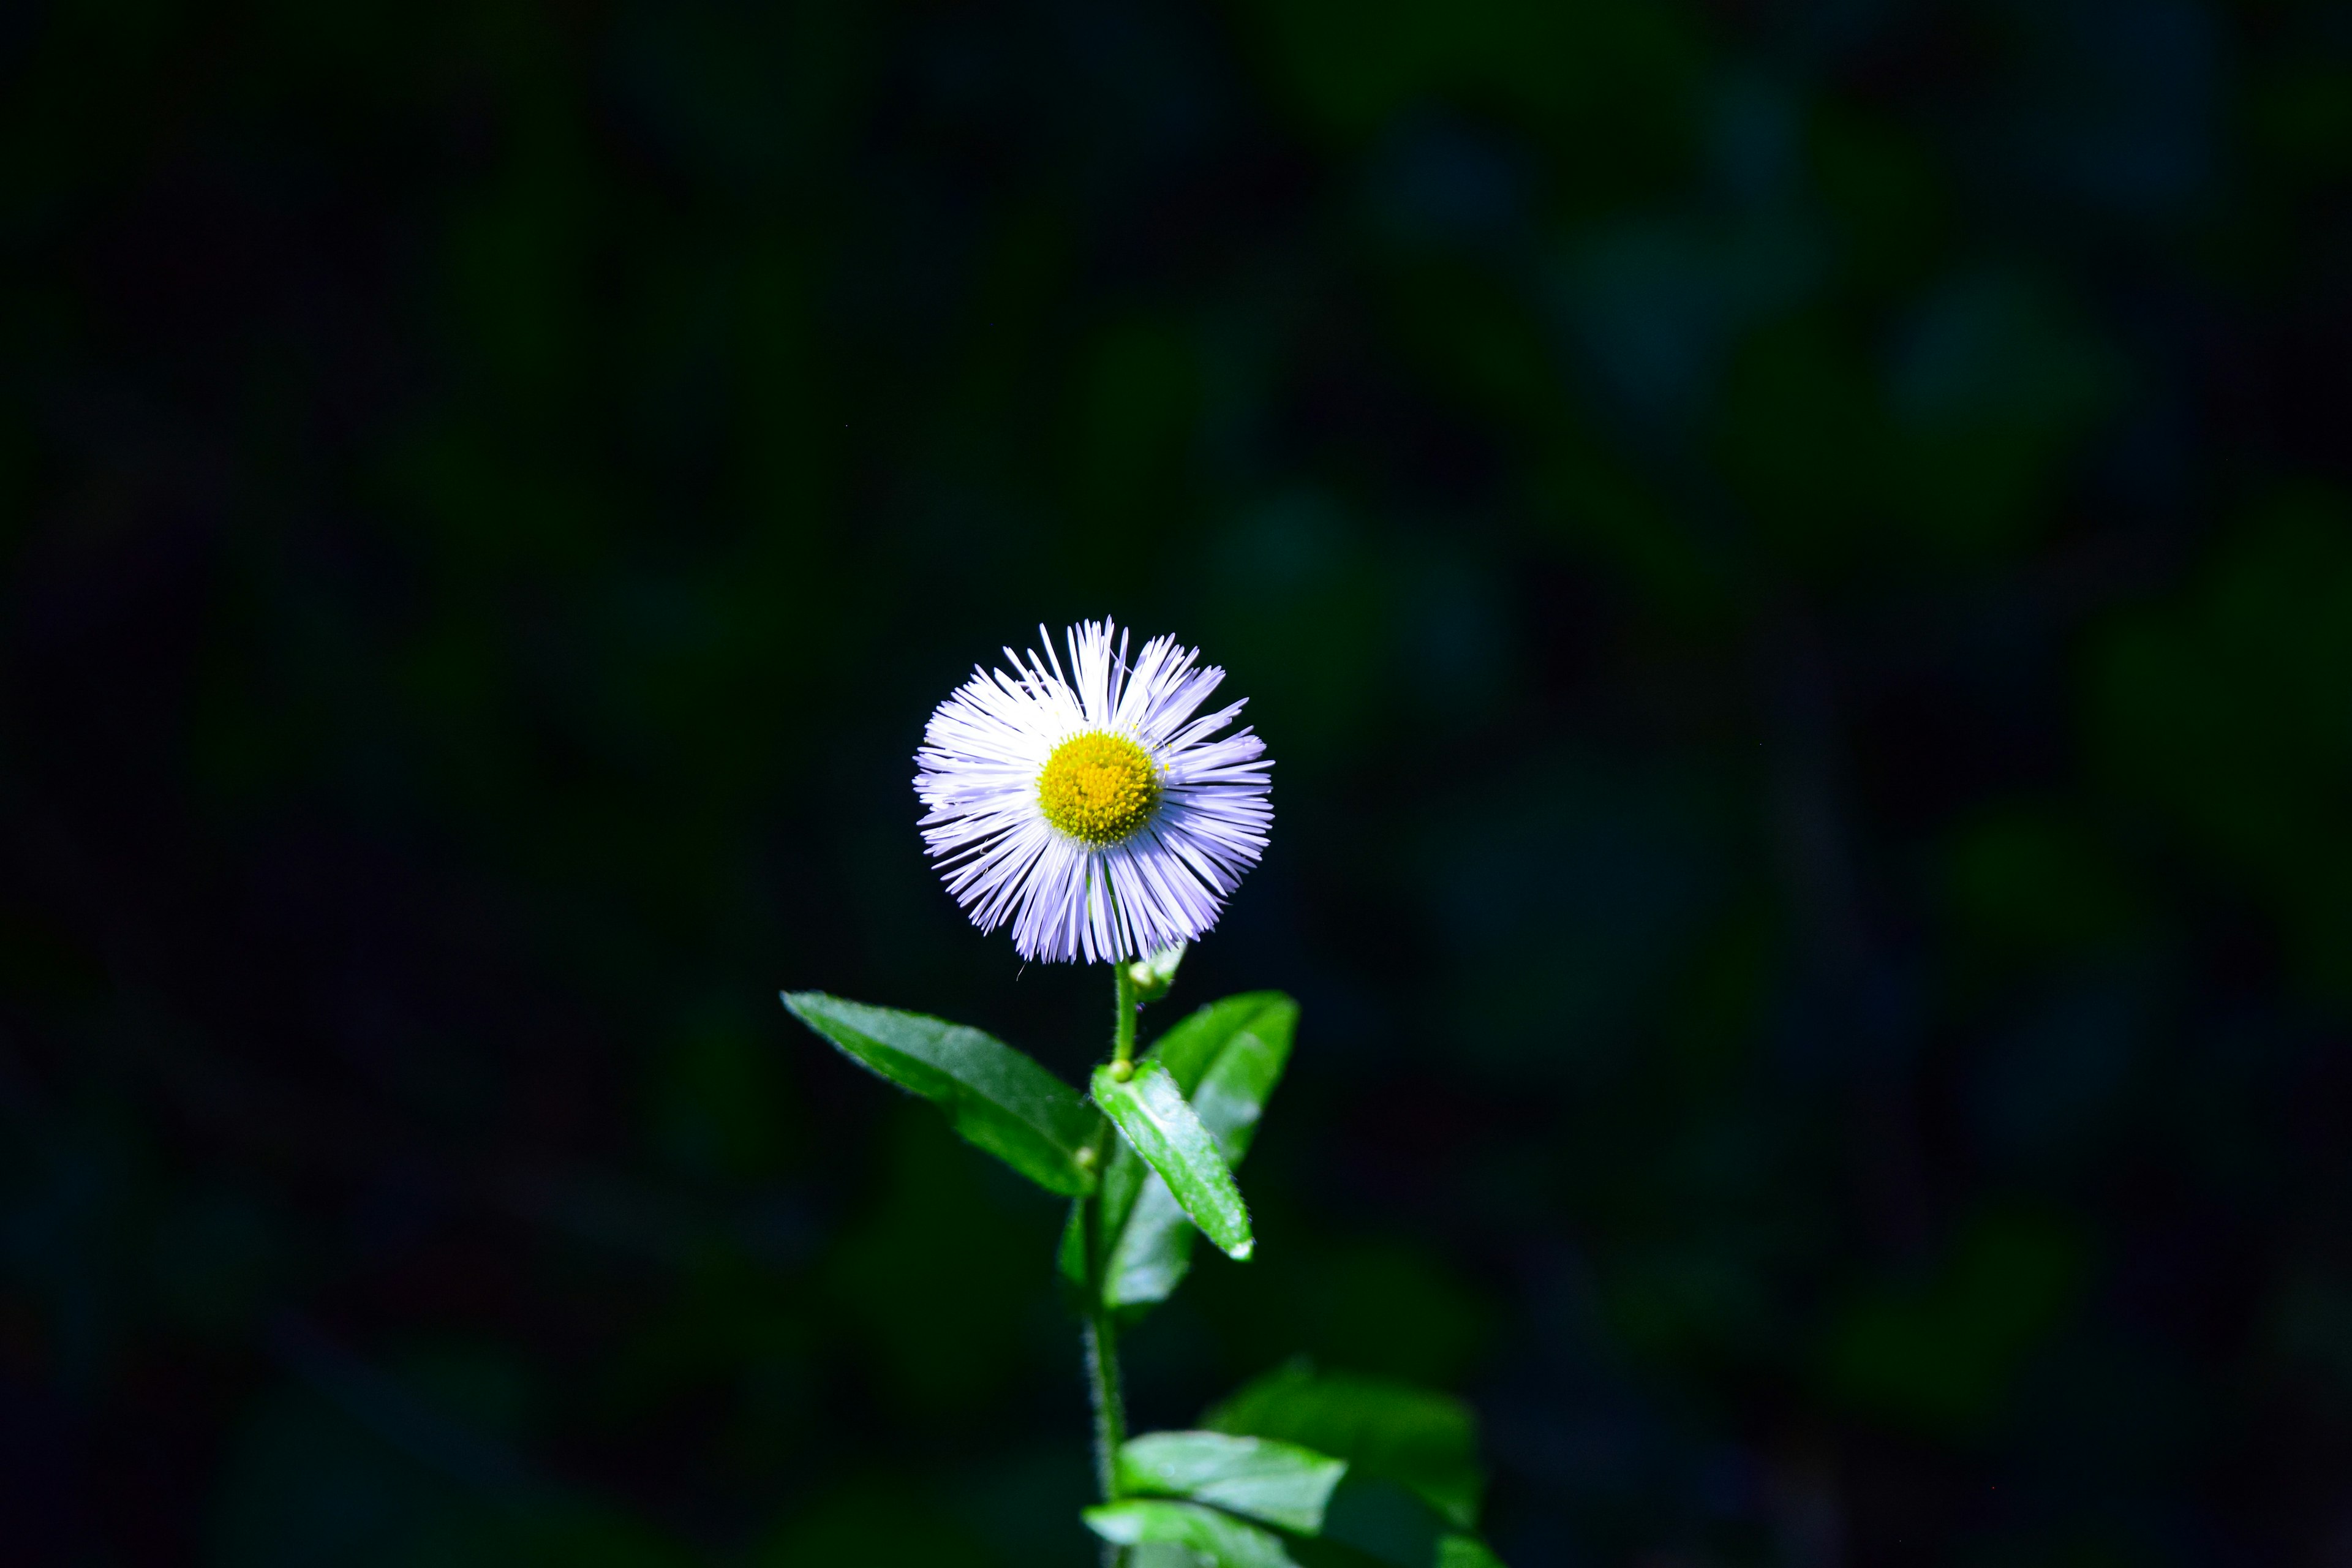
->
[4,0,2351,1561]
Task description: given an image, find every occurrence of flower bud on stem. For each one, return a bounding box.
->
[1126,941,1186,1005]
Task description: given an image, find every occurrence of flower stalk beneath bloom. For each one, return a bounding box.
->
[1110,962,1138,1078]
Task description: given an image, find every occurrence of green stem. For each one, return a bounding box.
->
[1084,1301,1127,1498]
[1112,962,1139,1068]
[1088,964,1136,1566]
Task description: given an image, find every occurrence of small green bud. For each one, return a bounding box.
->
[1126,941,1187,1005]
[1073,1144,1097,1170]
[1106,1060,1134,1083]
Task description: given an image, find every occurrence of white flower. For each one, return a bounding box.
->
[914,619,1273,963]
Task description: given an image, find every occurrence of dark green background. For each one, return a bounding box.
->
[7,0,2352,1562]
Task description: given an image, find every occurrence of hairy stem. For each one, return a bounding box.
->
[1112,962,1139,1068]
[1087,963,1134,1566]
[1084,1302,1127,1496]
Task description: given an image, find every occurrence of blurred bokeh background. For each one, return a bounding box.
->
[7,0,2352,1562]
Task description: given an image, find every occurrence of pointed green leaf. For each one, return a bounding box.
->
[1103,1161,1199,1303]
[1128,1547,1207,1568]
[1112,1431,1507,1568]
[780,992,1096,1196]
[1118,1431,1346,1534]
[1083,1499,1298,1568]
[1091,993,1295,1309]
[1093,1058,1252,1261]
[1207,1364,1485,1530]
[1150,992,1298,1162]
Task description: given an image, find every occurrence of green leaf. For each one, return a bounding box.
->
[1118,1432,1346,1534]
[1110,1431,1506,1568]
[1207,1364,1484,1530]
[1101,1163,1197,1304]
[1083,1499,1298,1568]
[1438,1537,1506,1568]
[780,992,1097,1197]
[1093,1058,1252,1261]
[1129,1548,1208,1568]
[1316,1474,1449,1568]
[1090,994,1296,1308]
[1150,993,1298,1161]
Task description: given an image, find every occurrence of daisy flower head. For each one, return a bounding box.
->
[914,620,1273,964]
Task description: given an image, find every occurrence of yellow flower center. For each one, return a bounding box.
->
[1037,731,1161,846]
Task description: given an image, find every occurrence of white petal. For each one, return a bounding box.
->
[913,618,1273,962]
